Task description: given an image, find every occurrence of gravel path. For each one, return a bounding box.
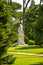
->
[7,52,43,57]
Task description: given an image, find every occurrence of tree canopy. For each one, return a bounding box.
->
[0,0,22,64]
[24,4,43,46]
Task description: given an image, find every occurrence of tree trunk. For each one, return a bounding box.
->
[40,0,41,5]
[10,0,12,5]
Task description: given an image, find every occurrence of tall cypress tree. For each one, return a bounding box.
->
[0,0,22,64]
[0,0,11,64]
[31,0,35,7]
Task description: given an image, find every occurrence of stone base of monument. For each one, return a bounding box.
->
[13,43,28,46]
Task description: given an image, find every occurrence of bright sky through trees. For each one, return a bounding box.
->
[12,0,40,5]
[12,0,40,11]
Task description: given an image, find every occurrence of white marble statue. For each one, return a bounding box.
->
[17,20,25,45]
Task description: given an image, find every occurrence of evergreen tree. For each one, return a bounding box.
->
[0,0,11,64]
[31,0,35,7]
[0,0,22,64]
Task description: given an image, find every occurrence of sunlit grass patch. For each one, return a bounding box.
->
[7,46,43,54]
[12,54,43,65]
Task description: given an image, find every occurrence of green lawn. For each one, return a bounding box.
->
[4,46,43,65]
[2,54,43,65]
[7,46,43,54]
[12,54,43,65]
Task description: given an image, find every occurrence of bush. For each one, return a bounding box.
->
[28,40,35,45]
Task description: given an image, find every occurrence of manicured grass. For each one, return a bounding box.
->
[7,46,43,54]
[12,54,43,65]
[2,54,43,65]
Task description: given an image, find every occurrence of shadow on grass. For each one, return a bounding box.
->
[7,57,16,64]
[38,52,43,54]
[30,62,43,65]
[16,45,42,50]
[1,55,16,65]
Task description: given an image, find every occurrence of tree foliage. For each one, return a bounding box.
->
[31,0,35,7]
[0,0,11,64]
[11,2,22,10]
[35,5,43,46]
[24,5,43,46]
[0,0,22,64]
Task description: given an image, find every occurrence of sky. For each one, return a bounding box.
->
[12,0,40,5]
[12,0,40,11]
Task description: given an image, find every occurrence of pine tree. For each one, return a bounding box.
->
[0,0,11,64]
[0,0,22,64]
[31,0,35,7]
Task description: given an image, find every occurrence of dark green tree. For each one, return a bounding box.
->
[25,4,43,46]
[31,0,35,7]
[24,5,39,43]
[35,5,43,46]
[0,0,22,64]
[0,0,11,64]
